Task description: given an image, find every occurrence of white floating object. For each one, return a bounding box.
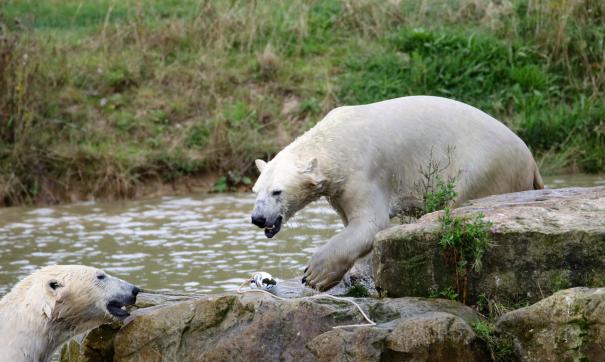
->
[251,272,278,290]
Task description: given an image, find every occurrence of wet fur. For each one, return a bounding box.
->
[0,265,135,362]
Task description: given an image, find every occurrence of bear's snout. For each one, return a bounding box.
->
[123,284,140,305]
[105,282,140,319]
[131,286,140,299]
[251,214,267,228]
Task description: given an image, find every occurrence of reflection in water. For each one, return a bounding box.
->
[0,195,340,295]
[0,174,602,296]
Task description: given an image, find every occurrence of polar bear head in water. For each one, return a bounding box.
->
[0,265,140,362]
[251,155,327,238]
[27,265,139,324]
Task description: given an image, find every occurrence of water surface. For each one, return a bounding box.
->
[0,195,340,295]
[0,174,602,296]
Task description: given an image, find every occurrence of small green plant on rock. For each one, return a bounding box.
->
[568,316,592,361]
[550,271,571,292]
[412,148,491,304]
[343,283,370,298]
[423,175,457,214]
[411,150,492,304]
[405,145,458,219]
[428,286,458,301]
[439,208,492,304]
[471,320,516,362]
[472,294,522,361]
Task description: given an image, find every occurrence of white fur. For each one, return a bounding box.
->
[0,265,137,362]
[252,96,543,291]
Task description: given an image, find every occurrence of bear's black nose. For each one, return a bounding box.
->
[132,286,140,297]
[251,215,266,228]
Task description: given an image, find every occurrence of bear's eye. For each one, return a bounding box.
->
[49,281,60,290]
[271,190,282,197]
[97,274,106,280]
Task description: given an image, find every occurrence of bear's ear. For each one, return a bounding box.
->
[255,159,267,173]
[42,279,63,319]
[47,279,65,301]
[299,158,318,174]
[300,158,326,189]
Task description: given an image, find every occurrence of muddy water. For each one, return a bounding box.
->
[0,195,341,295]
[0,174,603,296]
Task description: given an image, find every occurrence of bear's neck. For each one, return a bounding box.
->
[0,301,52,362]
[17,315,76,362]
[41,323,76,362]
[0,289,75,362]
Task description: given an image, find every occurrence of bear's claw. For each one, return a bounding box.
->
[302,254,353,291]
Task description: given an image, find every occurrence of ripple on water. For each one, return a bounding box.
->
[0,195,336,294]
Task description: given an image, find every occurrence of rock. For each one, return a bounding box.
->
[61,291,489,361]
[334,253,379,297]
[497,287,605,361]
[372,187,605,304]
[60,290,196,362]
[308,310,487,361]
[60,324,121,362]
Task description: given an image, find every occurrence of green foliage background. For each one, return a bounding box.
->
[1,0,604,205]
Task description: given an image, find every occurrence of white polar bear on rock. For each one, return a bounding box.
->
[0,265,139,362]
[251,96,543,291]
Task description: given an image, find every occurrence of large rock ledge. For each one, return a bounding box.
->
[61,287,605,361]
[372,187,605,304]
[61,290,489,361]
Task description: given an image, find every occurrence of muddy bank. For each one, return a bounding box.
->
[3,173,603,207]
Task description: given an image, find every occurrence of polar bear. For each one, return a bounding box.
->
[251,96,543,291]
[0,265,139,362]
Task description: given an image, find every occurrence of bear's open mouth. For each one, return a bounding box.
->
[106,300,131,319]
[264,216,283,238]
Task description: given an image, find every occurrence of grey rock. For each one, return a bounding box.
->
[61,291,489,361]
[497,287,605,361]
[372,187,605,304]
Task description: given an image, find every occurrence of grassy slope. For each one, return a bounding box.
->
[1,0,604,205]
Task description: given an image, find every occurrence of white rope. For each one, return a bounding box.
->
[236,278,376,329]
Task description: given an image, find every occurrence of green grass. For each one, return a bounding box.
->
[1,0,604,205]
[429,286,459,301]
[341,26,605,173]
[3,0,200,30]
[471,320,516,361]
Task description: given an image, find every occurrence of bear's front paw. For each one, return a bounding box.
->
[302,253,351,292]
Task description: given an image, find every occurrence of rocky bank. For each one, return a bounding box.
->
[61,187,605,361]
[61,288,489,361]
